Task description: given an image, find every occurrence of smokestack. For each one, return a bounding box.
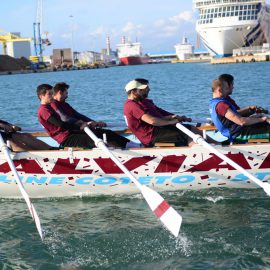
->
[121,36,126,44]
[106,35,111,56]
[182,36,188,44]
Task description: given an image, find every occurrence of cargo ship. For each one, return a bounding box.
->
[193,0,270,57]
[116,37,149,65]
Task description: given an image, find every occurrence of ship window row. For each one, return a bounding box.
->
[195,0,262,8]
[198,13,258,24]
[200,9,258,19]
[199,4,260,15]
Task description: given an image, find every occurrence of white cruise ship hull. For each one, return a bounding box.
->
[197,20,264,56]
[194,1,270,57]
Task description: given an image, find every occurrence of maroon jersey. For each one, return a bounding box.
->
[51,100,92,123]
[123,98,172,146]
[38,104,70,144]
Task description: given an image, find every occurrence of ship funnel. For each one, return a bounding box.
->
[182,37,188,44]
[106,35,111,55]
[121,36,126,44]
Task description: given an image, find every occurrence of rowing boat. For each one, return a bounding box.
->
[1,141,269,198]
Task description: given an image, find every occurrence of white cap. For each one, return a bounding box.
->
[125,80,148,92]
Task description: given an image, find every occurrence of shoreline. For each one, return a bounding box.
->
[0,65,112,76]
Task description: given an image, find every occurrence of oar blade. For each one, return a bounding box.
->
[30,204,43,240]
[262,183,270,197]
[160,207,182,237]
[141,186,182,237]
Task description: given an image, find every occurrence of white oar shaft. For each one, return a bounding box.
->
[176,123,270,196]
[84,127,182,237]
[85,128,141,189]
[0,135,43,240]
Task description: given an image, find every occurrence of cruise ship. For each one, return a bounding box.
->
[116,37,149,65]
[193,0,270,57]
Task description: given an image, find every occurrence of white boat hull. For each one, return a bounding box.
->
[1,144,269,198]
[197,20,264,56]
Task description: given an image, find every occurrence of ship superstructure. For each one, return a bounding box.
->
[193,0,270,57]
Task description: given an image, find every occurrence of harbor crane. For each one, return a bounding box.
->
[33,0,51,63]
[0,29,32,55]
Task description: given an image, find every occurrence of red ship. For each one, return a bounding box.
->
[117,37,149,65]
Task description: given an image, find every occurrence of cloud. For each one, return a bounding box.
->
[152,10,195,38]
[153,19,166,28]
[90,26,106,37]
[51,9,196,53]
[169,11,194,23]
[122,22,143,34]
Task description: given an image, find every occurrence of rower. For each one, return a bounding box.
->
[218,74,268,117]
[209,79,270,144]
[37,83,140,149]
[123,78,217,147]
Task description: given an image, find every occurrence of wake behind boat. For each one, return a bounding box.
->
[0,140,269,198]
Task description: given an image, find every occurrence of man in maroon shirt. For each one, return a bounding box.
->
[51,82,106,129]
[37,84,79,147]
[50,82,139,148]
[37,84,135,149]
[123,78,209,147]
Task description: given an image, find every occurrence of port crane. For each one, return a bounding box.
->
[33,0,51,63]
[0,29,32,55]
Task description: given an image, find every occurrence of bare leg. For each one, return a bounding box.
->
[8,139,32,152]
[11,133,52,151]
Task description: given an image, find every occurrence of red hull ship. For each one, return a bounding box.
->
[117,37,149,66]
[119,55,150,65]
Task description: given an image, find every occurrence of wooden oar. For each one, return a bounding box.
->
[0,134,43,240]
[84,127,182,237]
[176,123,270,196]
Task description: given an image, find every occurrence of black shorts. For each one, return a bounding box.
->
[152,125,190,147]
[235,122,270,142]
[60,128,129,149]
[0,131,11,143]
[60,133,95,149]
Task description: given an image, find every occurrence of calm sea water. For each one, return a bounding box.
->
[0,62,270,269]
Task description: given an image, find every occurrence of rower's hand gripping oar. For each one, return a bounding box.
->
[0,134,43,240]
[84,127,182,237]
[176,123,270,196]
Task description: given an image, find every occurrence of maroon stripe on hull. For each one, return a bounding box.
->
[120,56,149,65]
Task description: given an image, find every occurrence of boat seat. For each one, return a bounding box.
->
[64,147,86,151]
[248,139,269,143]
[154,142,176,147]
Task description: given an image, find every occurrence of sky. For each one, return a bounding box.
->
[1,0,270,55]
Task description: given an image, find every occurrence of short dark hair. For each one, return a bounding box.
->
[212,79,222,92]
[53,82,70,94]
[135,78,149,84]
[36,84,53,99]
[218,74,234,85]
